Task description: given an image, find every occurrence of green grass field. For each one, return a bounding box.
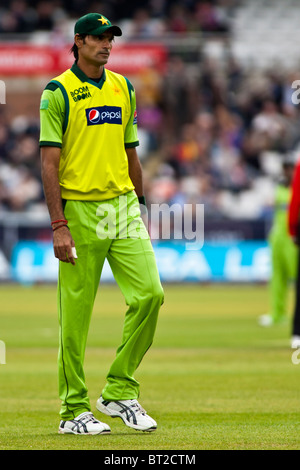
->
[0,283,299,450]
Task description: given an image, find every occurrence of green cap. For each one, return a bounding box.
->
[74,13,122,37]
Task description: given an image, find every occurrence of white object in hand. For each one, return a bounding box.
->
[72,247,78,259]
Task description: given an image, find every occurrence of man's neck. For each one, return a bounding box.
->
[76,59,104,80]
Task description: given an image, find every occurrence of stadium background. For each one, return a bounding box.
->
[0,0,299,282]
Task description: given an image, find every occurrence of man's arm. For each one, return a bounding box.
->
[41,146,76,264]
[126,147,143,197]
[126,147,148,229]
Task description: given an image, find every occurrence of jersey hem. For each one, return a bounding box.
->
[125,141,139,148]
[60,187,135,201]
[39,141,62,148]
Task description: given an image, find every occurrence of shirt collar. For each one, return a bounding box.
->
[71,62,106,89]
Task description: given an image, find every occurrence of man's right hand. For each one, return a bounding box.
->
[53,225,76,265]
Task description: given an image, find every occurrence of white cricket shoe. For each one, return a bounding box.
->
[258,314,274,327]
[258,314,286,327]
[58,411,111,435]
[96,396,157,432]
[291,335,300,349]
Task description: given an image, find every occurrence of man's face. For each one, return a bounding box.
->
[76,32,114,66]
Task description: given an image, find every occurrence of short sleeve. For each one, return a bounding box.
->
[39,83,65,148]
[124,79,139,149]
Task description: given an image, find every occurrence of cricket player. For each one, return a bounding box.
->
[39,13,164,435]
[288,157,300,348]
[259,159,297,327]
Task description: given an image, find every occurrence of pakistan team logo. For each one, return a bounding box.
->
[70,86,91,102]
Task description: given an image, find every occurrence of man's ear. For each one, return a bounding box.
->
[74,34,85,48]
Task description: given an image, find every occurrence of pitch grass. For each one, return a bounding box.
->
[0,283,299,450]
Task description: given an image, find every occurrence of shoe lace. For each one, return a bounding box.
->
[77,412,97,424]
[129,400,147,415]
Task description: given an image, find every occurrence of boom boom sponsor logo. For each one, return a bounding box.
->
[70,85,91,102]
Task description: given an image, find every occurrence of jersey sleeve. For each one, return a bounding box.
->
[124,79,139,149]
[39,83,65,148]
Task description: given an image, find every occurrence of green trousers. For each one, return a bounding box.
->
[269,230,297,323]
[57,191,164,420]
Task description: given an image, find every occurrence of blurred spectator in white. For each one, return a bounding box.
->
[0,163,41,211]
[252,100,287,149]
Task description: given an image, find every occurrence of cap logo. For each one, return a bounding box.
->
[98,16,109,25]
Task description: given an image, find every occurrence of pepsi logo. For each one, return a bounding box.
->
[133,109,138,125]
[86,106,122,126]
[89,109,100,123]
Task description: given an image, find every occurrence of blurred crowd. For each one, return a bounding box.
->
[0,0,300,220]
[0,112,42,211]
[142,59,300,220]
[0,0,232,36]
